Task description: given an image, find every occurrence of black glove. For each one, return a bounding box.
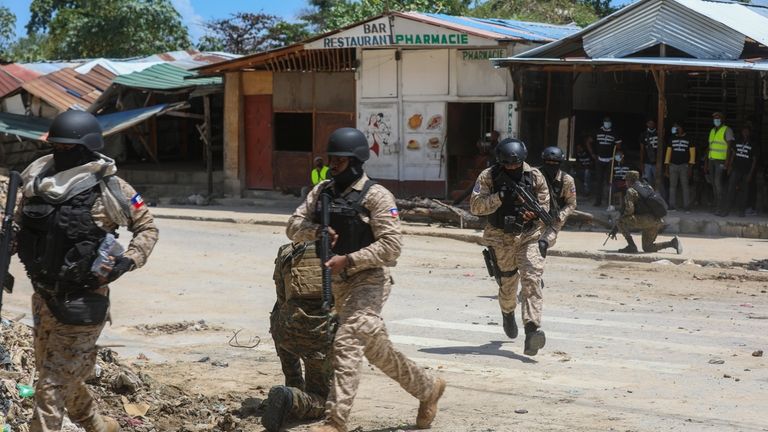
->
[608,226,619,240]
[108,257,135,282]
[538,240,548,258]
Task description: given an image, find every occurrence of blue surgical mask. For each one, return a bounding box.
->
[603,121,612,129]
[671,127,678,135]
[713,119,722,127]
[614,155,622,162]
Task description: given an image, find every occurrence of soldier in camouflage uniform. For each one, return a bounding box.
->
[616,170,682,254]
[470,138,550,356]
[538,147,577,250]
[287,128,446,432]
[261,242,335,432]
[14,111,159,432]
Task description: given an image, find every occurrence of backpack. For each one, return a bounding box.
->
[633,181,668,218]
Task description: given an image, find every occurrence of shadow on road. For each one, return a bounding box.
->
[419,340,536,363]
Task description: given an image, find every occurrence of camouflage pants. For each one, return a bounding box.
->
[30,293,106,432]
[275,345,331,420]
[487,228,545,327]
[325,268,437,427]
[617,215,669,252]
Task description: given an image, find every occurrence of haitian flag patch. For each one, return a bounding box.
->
[131,193,145,210]
[389,208,399,218]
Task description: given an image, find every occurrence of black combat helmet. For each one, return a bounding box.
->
[47,110,104,151]
[541,146,565,162]
[495,138,528,164]
[327,128,370,162]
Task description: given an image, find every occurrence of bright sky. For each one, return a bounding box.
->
[3,0,637,43]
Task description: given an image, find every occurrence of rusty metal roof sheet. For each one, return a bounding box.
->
[21,68,103,111]
[0,64,41,98]
[77,65,117,91]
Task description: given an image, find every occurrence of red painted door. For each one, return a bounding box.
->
[245,95,273,189]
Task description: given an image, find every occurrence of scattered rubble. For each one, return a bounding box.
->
[1,320,265,431]
[753,350,764,357]
[133,320,222,336]
[746,259,768,272]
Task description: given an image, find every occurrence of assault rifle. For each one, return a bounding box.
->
[496,169,554,228]
[317,182,334,314]
[603,224,619,246]
[0,171,22,316]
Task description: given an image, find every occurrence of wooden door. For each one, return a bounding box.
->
[244,95,273,189]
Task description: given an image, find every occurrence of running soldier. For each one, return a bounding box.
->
[470,138,550,356]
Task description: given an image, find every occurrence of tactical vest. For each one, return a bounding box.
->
[279,242,323,301]
[315,180,376,255]
[542,171,563,219]
[489,167,534,233]
[17,186,109,292]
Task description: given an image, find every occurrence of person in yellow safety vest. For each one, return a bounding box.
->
[311,156,329,186]
[705,112,735,214]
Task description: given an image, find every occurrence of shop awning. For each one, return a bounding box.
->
[0,103,184,142]
[491,56,768,72]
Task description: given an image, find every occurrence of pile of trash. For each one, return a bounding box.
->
[1,320,265,431]
[747,259,768,272]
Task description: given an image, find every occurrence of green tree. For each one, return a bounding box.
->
[29,0,191,59]
[577,0,617,17]
[7,33,50,62]
[303,0,472,33]
[0,5,15,58]
[198,12,310,55]
[469,0,599,26]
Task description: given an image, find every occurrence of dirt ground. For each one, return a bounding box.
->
[2,220,767,431]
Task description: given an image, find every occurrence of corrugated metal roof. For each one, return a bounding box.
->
[0,103,185,141]
[0,69,22,98]
[584,0,745,59]
[0,65,42,98]
[74,59,160,75]
[21,68,102,112]
[514,0,768,60]
[492,56,768,71]
[20,62,80,75]
[409,12,579,42]
[132,50,241,70]
[111,63,222,90]
[77,65,117,92]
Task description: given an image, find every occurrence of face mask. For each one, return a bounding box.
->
[504,165,524,181]
[331,159,364,192]
[647,127,656,133]
[603,122,612,129]
[671,127,678,135]
[541,164,559,179]
[713,119,722,127]
[53,145,96,172]
[614,155,623,162]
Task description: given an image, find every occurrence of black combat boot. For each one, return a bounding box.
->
[669,236,683,254]
[502,311,518,339]
[523,322,546,356]
[617,235,638,253]
[262,385,293,432]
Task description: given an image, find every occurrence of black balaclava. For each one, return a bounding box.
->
[53,145,98,172]
[332,159,364,192]
[541,164,559,180]
[504,165,524,181]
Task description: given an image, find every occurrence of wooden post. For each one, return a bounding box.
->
[544,72,552,148]
[204,95,213,197]
[652,68,666,192]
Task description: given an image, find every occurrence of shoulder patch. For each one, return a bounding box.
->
[389,208,399,218]
[473,180,482,193]
[131,193,145,210]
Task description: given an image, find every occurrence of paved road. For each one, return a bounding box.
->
[4,219,767,431]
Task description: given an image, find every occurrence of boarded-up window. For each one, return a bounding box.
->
[315,72,355,111]
[361,49,397,98]
[402,50,449,96]
[457,50,508,97]
[273,72,313,111]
